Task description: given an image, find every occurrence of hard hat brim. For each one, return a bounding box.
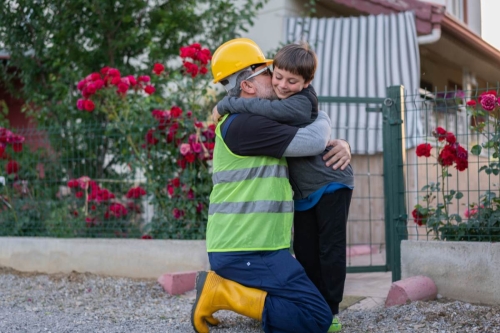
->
[213,59,274,84]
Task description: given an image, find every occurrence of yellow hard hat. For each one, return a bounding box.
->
[211,38,273,84]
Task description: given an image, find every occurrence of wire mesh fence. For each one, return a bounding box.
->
[319,97,388,269]
[3,86,499,248]
[403,88,500,242]
[0,118,213,239]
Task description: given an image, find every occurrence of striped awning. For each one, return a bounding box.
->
[285,11,422,154]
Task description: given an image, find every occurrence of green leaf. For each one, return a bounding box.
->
[471,145,482,156]
[455,192,464,199]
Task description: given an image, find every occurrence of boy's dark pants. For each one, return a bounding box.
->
[293,188,353,315]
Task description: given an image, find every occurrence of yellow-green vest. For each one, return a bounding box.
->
[206,115,294,252]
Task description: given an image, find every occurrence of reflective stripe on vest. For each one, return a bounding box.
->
[212,164,289,185]
[209,200,294,215]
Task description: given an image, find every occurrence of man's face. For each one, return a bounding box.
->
[246,64,278,100]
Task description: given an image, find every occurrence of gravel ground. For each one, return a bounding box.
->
[1,268,499,333]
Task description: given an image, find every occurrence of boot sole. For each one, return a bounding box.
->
[191,271,209,333]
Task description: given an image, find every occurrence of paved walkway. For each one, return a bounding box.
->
[343,271,392,310]
[342,248,393,310]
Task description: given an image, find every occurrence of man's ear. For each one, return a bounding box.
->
[303,80,312,89]
[240,80,257,94]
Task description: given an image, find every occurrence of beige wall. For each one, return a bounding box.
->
[348,153,385,247]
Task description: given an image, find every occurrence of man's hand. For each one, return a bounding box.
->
[212,105,221,124]
[323,139,351,170]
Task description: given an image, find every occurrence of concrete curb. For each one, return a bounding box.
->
[0,237,209,279]
[385,275,437,307]
[158,271,198,295]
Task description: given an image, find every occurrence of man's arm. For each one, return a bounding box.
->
[216,95,312,125]
[282,111,331,157]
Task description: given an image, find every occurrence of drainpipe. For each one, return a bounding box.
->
[417,26,441,45]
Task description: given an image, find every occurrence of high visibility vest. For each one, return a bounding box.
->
[206,115,294,252]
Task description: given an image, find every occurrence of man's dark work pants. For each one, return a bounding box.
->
[209,249,332,333]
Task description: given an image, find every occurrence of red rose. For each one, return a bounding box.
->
[171,178,180,188]
[434,127,447,141]
[172,208,185,219]
[445,132,456,144]
[126,186,147,199]
[415,143,431,157]
[180,46,197,59]
[183,61,199,78]
[412,209,427,226]
[108,203,128,218]
[67,179,79,188]
[127,75,137,86]
[466,100,476,107]
[145,129,159,145]
[144,85,155,95]
[438,145,456,166]
[117,82,129,94]
[153,63,165,75]
[84,100,95,112]
[196,202,204,213]
[6,160,19,174]
[196,49,212,65]
[170,106,183,117]
[185,153,196,163]
[455,158,468,171]
[100,67,110,75]
[107,68,120,77]
[190,43,201,50]
[177,158,187,169]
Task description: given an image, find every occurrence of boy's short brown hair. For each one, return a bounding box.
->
[273,42,317,83]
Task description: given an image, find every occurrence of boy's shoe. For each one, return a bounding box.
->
[328,317,342,332]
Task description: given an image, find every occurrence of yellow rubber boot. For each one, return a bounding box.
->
[191,270,267,333]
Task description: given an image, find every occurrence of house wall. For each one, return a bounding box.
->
[466,0,482,36]
[234,0,339,55]
[420,55,464,91]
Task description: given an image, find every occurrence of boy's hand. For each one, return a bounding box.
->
[212,105,221,124]
[323,139,351,170]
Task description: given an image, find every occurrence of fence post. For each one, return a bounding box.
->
[383,85,408,282]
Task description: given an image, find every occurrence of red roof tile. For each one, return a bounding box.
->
[332,0,446,35]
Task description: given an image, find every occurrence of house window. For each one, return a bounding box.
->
[447,0,465,22]
[434,80,463,113]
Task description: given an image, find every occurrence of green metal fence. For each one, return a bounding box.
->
[0,118,213,240]
[402,87,500,247]
[318,86,407,279]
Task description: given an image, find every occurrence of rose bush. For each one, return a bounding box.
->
[461,90,500,241]
[413,126,468,239]
[412,89,500,241]
[1,43,218,239]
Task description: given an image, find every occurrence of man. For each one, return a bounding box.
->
[191,38,351,333]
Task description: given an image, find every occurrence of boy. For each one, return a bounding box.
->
[213,42,354,332]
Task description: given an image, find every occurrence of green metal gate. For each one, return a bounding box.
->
[318,85,407,282]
